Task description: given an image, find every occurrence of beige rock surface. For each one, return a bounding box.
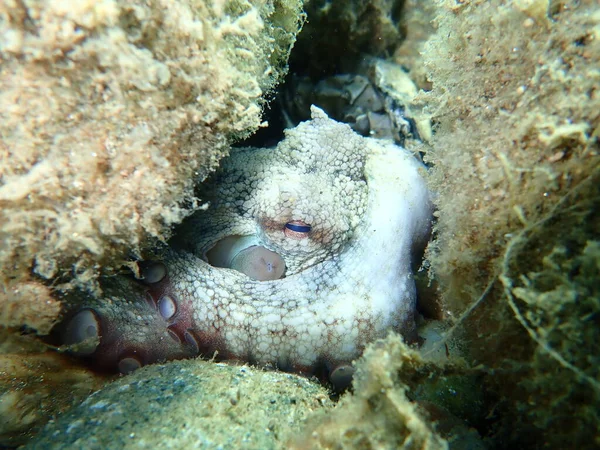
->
[25,358,333,450]
[0,0,304,332]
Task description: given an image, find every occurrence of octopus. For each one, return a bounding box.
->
[59,107,432,391]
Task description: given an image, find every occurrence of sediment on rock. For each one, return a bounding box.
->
[0,0,304,332]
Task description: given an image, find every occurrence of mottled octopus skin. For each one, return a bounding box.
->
[61,107,432,386]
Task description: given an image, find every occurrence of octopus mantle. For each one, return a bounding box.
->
[61,107,432,388]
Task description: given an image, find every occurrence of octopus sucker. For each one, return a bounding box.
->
[58,107,432,391]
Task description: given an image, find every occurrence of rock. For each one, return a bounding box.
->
[0,0,304,331]
[25,359,333,449]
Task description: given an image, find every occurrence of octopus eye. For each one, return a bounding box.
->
[284,220,312,239]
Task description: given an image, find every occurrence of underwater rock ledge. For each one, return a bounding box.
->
[0,0,304,332]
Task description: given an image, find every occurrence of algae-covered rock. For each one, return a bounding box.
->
[0,0,304,331]
[25,359,333,450]
[290,0,404,77]
[391,0,436,90]
[0,331,108,447]
[421,0,599,309]
[289,334,486,450]
[415,0,600,447]
[498,172,600,446]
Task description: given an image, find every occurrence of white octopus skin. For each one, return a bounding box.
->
[60,107,432,384]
